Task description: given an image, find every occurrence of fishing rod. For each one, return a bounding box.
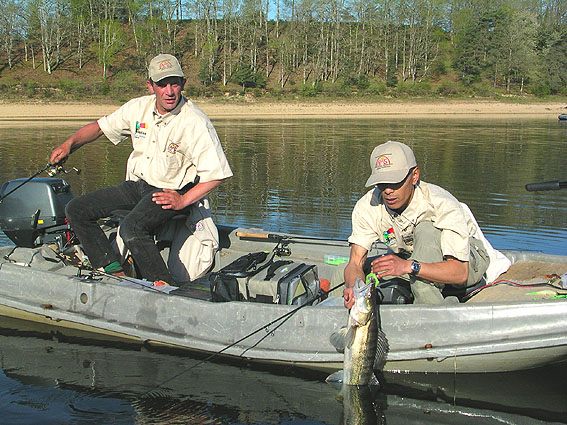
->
[236,231,347,243]
[141,281,346,396]
[525,180,567,191]
[0,162,81,203]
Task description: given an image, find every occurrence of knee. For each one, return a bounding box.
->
[65,196,85,222]
[119,216,149,244]
[413,221,439,244]
[411,221,443,263]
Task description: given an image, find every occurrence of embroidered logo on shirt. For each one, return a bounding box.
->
[167,142,179,154]
[134,121,147,138]
[383,227,396,246]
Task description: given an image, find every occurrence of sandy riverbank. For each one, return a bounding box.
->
[0,99,565,121]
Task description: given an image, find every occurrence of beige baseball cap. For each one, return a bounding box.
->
[365,141,417,187]
[148,54,184,82]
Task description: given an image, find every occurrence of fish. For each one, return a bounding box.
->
[342,276,378,386]
[341,384,379,425]
[327,276,389,387]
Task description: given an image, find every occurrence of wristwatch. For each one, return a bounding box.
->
[410,260,421,276]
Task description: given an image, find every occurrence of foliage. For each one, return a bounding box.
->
[231,63,266,89]
[0,0,565,100]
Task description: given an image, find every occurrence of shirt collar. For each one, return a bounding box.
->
[153,96,186,122]
[384,182,423,222]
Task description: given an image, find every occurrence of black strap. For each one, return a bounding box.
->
[264,260,293,281]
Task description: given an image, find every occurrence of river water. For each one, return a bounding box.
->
[0,117,566,424]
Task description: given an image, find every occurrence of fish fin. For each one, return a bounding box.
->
[329,327,348,353]
[345,326,356,349]
[368,373,381,389]
[373,328,389,371]
[325,370,344,385]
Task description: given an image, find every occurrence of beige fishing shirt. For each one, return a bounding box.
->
[98,95,233,189]
[348,181,510,283]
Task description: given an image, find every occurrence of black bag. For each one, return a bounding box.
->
[210,251,271,302]
[210,274,241,302]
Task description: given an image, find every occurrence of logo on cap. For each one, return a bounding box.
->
[158,60,173,71]
[375,155,392,169]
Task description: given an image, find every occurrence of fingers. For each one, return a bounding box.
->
[152,190,182,210]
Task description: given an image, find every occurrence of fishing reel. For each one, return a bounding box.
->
[46,164,81,177]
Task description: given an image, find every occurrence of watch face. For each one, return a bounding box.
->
[411,261,420,274]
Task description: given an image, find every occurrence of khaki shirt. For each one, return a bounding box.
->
[349,181,511,282]
[98,95,233,189]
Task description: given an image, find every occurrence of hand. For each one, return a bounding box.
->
[371,254,410,278]
[50,143,71,165]
[152,189,187,210]
[343,287,355,309]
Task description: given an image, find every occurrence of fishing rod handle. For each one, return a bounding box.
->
[236,231,282,240]
[525,180,567,191]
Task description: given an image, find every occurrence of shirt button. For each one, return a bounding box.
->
[146,156,150,159]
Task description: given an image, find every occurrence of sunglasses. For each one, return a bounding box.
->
[376,167,415,192]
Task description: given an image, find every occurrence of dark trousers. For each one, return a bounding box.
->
[65,180,187,283]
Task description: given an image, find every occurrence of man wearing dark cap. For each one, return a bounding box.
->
[50,53,232,284]
[343,141,510,304]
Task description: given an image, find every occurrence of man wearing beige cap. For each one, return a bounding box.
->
[49,53,232,284]
[342,141,510,304]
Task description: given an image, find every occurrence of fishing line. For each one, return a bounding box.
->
[141,281,346,396]
[0,164,52,202]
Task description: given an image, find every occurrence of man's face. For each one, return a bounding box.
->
[147,77,186,115]
[376,167,420,212]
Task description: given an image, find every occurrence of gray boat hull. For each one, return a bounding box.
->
[0,226,566,374]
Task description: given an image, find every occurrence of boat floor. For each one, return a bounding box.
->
[170,258,567,304]
[466,260,567,303]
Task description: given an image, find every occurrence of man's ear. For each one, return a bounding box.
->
[147,80,155,94]
[411,167,420,185]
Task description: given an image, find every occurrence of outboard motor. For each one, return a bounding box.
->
[0,178,74,248]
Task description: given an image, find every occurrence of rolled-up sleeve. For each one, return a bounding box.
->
[348,194,380,251]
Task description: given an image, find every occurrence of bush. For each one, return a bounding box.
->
[406,81,432,96]
[24,81,38,98]
[436,81,460,96]
[531,83,551,97]
[386,70,398,87]
[471,82,493,98]
[184,85,200,98]
[57,78,85,97]
[367,81,388,95]
[231,63,265,89]
[301,81,322,97]
[110,70,143,99]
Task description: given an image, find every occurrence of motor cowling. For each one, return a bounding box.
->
[0,178,73,247]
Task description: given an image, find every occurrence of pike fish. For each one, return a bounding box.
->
[343,276,378,386]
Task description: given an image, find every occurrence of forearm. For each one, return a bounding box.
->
[344,261,365,289]
[180,179,225,207]
[414,259,469,284]
[344,244,368,288]
[373,255,468,284]
[51,121,103,163]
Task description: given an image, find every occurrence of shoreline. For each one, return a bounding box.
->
[0,99,565,121]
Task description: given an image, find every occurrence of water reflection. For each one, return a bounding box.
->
[1,118,565,253]
[0,317,565,424]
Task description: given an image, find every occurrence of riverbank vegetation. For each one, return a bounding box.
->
[0,0,566,103]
